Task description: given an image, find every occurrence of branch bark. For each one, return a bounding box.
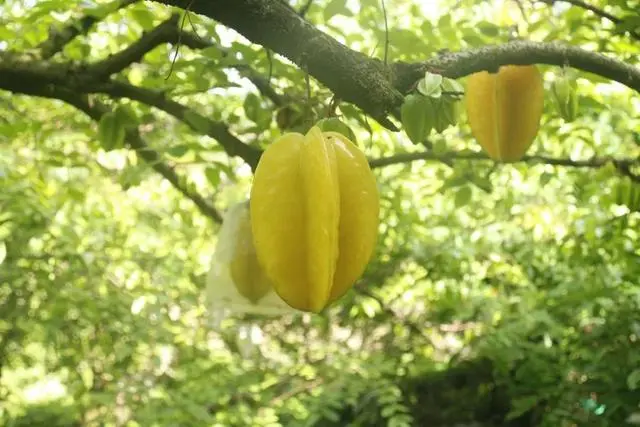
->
[150,0,403,130]
[393,40,640,95]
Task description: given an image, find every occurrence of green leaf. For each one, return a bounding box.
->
[441,77,464,95]
[400,94,433,144]
[628,369,640,390]
[167,145,190,158]
[432,139,448,154]
[506,396,541,420]
[417,72,443,97]
[615,15,640,33]
[324,0,352,21]
[204,167,220,187]
[97,112,126,151]
[454,186,472,207]
[0,241,5,265]
[113,105,139,130]
[129,8,156,30]
[539,172,554,187]
[315,117,357,143]
[243,93,271,128]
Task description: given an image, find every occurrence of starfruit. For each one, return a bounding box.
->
[229,202,273,303]
[465,65,544,162]
[250,126,379,313]
[206,201,297,318]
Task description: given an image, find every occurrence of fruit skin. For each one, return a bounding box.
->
[465,65,544,162]
[250,126,379,313]
[229,203,273,304]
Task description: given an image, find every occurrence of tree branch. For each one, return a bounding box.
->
[368,149,640,177]
[68,96,224,223]
[542,0,640,41]
[150,0,403,130]
[150,0,640,130]
[38,0,141,59]
[0,51,262,168]
[393,40,640,95]
[0,81,223,223]
[85,14,182,80]
[91,80,262,168]
[84,14,288,106]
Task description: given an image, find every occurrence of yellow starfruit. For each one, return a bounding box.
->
[250,126,379,313]
[465,65,544,162]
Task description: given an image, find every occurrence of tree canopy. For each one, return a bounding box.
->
[0,0,639,426]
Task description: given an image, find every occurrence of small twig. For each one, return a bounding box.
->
[165,3,194,80]
[185,6,204,41]
[368,150,640,177]
[380,0,389,65]
[270,378,324,405]
[266,49,273,85]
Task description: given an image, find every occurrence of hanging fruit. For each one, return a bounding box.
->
[465,65,544,162]
[250,126,379,313]
[228,202,273,303]
[551,67,579,122]
[206,201,298,318]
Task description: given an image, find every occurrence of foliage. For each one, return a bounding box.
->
[0,0,639,426]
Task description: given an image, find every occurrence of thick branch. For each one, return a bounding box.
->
[150,0,403,129]
[150,0,640,129]
[38,0,140,59]
[393,40,640,94]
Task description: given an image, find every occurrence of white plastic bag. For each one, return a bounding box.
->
[206,200,298,326]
